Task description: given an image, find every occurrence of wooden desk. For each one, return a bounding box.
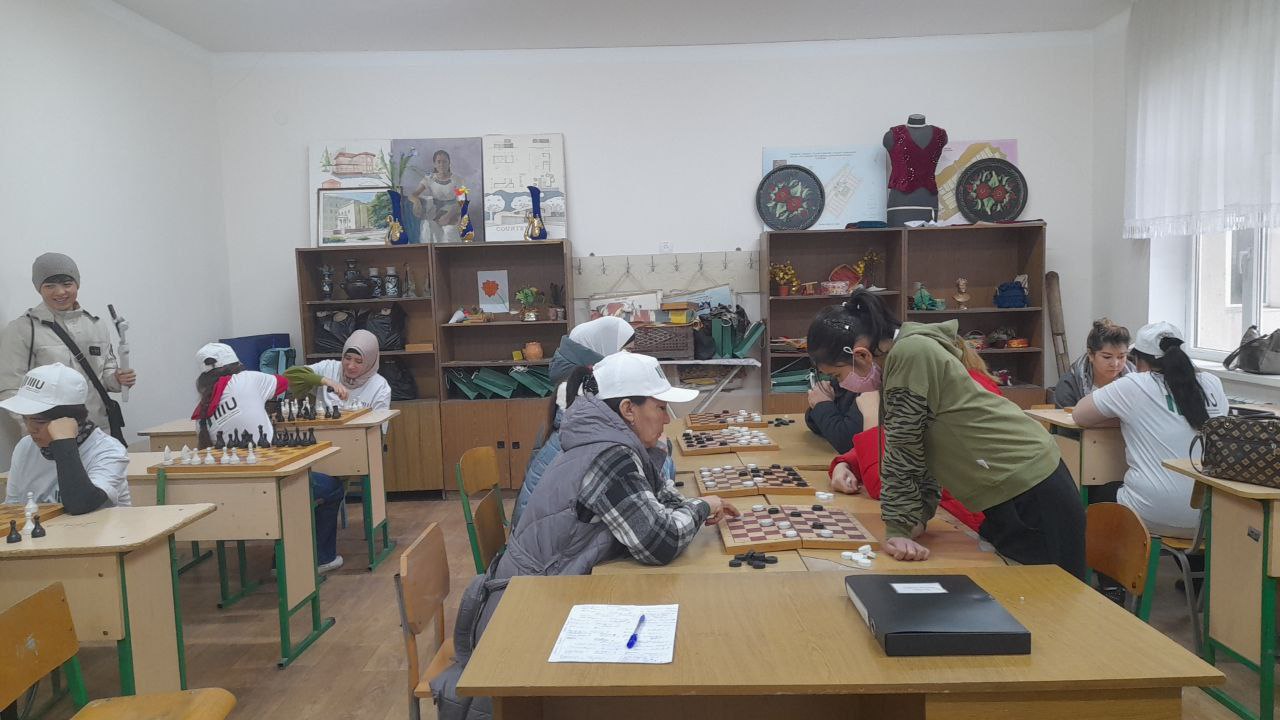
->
[458,565,1221,719]
[1024,408,1127,501]
[593,521,808,575]
[0,504,215,695]
[1164,458,1279,720]
[140,409,401,570]
[672,414,836,473]
[126,449,339,667]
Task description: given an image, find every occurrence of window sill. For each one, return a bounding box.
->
[1193,359,1280,389]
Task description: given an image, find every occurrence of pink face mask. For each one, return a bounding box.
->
[837,346,882,393]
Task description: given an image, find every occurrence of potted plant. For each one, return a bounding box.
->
[769,261,798,296]
[514,286,544,321]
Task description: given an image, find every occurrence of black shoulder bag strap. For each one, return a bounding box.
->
[40,320,127,444]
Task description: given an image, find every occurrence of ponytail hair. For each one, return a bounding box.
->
[564,365,648,417]
[1087,317,1131,353]
[1133,337,1209,430]
[806,288,901,366]
[195,362,244,420]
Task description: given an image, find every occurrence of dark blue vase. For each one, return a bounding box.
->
[388,189,410,245]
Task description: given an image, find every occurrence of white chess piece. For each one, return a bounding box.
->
[228,448,241,465]
[163,446,174,465]
[180,445,191,463]
[204,448,217,465]
[220,448,230,465]
[246,441,258,464]
[23,492,37,536]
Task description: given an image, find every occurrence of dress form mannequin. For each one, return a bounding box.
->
[883,114,948,227]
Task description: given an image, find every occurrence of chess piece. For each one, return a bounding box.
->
[30,515,45,539]
[228,448,241,465]
[23,492,37,536]
[180,445,192,463]
[274,404,286,423]
[306,428,317,446]
[214,430,226,450]
[246,442,258,464]
[286,400,296,422]
[257,425,271,448]
[7,519,20,543]
[204,448,217,465]
[220,448,231,464]
[197,418,213,450]
[953,277,971,310]
[163,446,173,465]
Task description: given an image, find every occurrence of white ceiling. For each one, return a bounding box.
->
[110,0,1133,53]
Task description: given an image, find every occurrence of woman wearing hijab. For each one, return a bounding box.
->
[512,317,636,530]
[287,330,392,573]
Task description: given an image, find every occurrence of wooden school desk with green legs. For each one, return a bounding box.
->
[125,448,339,668]
[139,407,400,571]
[0,504,215,696]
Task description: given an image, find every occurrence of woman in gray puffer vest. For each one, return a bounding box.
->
[430,352,739,720]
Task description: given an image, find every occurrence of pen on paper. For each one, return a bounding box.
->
[626,614,646,649]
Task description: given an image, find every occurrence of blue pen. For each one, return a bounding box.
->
[625,614,646,649]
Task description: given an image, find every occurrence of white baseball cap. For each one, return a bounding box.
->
[593,352,698,403]
[0,363,88,416]
[1134,321,1185,358]
[196,342,240,372]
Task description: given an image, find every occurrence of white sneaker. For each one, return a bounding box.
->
[317,555,344,574]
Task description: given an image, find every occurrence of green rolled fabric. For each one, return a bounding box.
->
[283,365,325,397]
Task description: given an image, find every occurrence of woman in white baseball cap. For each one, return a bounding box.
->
[1074,321,1229,538]
[1,363,131,514]
[191,342,289,450]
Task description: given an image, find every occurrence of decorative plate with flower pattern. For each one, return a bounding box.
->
[956,158,1028,223]
[756,165,825,231]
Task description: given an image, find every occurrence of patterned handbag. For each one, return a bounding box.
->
[1191,415,1280,489]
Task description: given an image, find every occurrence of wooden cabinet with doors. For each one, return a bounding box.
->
[441,398,554,490]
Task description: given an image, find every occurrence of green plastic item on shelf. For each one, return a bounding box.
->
[473,367,518,398]
[447,370,482,400]
[510,370,553,397]
[713,319,735,358]
[733,321,765,358]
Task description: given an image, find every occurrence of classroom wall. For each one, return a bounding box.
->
[0,0,229,468]
[212,31,1101,385]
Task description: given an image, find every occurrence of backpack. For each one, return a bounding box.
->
[993,281,1029,308]
[260,347,296,375]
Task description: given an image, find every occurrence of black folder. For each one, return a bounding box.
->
[845,575,1031,656]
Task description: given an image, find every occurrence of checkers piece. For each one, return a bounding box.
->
[678,429,780,456]
[693,465,822,498]
[720,504,876,553]
[686,410,768,431]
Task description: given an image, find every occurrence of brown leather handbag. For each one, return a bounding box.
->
[1191,415,1280,489]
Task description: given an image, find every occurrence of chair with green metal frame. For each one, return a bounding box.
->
[1086,502,1156,618]
[0,582,236,720]
[456,446,509,574]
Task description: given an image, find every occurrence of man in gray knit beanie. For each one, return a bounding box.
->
[0,253,136,443]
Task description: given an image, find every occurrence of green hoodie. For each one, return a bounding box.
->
[878,320,1061,538]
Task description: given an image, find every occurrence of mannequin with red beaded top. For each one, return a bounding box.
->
[882,114,948,227]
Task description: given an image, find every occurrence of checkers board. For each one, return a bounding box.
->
[0,503,65,525]
[685,410,768,431]
[277,405,371,428]
[678,429,779,456]
[694,464,814,498]
[150,441,333,474]
[720,503,875,553]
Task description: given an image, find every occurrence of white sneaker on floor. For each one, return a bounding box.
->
[318,555,344,574]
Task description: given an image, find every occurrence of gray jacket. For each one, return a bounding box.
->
[1053,353,1136,408]
[0,303,121,429]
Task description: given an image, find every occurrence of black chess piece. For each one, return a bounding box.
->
[286,401,296,422]
[282,429,295,447]
[197,418,213,450]
[214,430,226,450]
[6,519,20,543]
[306,428,317,446]
[274,405,286,423]
[257,425,271,448]
[31,514,45,538]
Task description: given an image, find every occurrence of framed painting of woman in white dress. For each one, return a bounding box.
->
[389,137,484,243]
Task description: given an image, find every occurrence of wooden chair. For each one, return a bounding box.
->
[456,446,509,573]
[1085,502,1156,619]
[0,583,235,720]
[393,523,455,720]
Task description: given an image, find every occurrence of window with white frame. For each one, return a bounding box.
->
[1193,229,1279,353]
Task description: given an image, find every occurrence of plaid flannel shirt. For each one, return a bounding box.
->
[578,444,710,565]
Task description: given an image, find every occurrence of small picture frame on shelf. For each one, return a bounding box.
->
[316,187,393,247]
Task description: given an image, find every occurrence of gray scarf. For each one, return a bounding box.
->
[40,420,97,460]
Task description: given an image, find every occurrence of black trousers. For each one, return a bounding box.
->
[978,460,1087,580]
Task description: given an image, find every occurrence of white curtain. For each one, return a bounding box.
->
[1123,0,1280,240]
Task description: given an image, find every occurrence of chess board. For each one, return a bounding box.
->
[685,410,768,431]
[694,464,814,498]
[151,442,333,474]
[0,503,64,526]
[678,429,779,456]
[720,504,875,553]
[277,405,371,428]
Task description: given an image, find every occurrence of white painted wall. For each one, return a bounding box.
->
[0,0,229,468]
[212,32,1100,387]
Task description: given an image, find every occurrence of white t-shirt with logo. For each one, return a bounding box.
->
[5,428,131,508]
[207,371,286,443]
[1090,371,1228,536]
[307,360,392,432]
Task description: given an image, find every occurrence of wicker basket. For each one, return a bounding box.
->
[631,324,695,359]
[676,364,745,391]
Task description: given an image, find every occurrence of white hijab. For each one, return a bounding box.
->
[568,316,634,357]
